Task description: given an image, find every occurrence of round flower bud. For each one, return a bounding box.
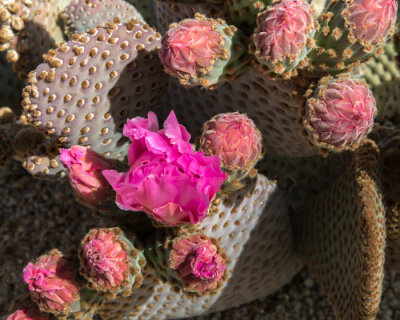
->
[346,0,397,44]
[22,250,80,316]
[160,19,223,78]
[7,297,49,320]
[252,0,315,74]
[303,78,376,151]
[79,228,145,296]
[159,14,249,88]
[169,234,226,294]
[60,145,116,208]
[199,112,262,171]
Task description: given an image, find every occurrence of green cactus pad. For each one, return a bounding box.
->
[294,139,386,320]
[62,0,145,38]
[20,19,168,169]
[360,40,400,125]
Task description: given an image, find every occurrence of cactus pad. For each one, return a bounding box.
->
[98,174,302,319]
[21,19,167,164]
[62,0,145,37]
[294,140,385,320]
[160,65,319,157]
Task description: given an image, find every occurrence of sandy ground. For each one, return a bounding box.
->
[1,160,399,320]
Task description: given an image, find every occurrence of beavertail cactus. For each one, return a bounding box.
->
[251,0,315,77]
[103,111,226,226]
[22,249,81,316]
[79,228,146,297]
[199,112,262,188]
[5,0,400,318]
[60,145,117,208]
[303,77,376,152]
[159,13,250,88]
[308,0,398,73]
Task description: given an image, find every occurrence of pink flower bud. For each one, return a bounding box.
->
[160,18,223,78]
[346,0,397,44]
[22,250,80,315]
[80,229,129,292]
[60,145,115,207]
[7,298,49,320]
[253,0,315,71]
[169,234,226,294]
[303,78,376,150]
[200,113,262,170]
[103,111,226,227]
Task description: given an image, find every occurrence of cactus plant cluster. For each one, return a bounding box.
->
[1,0,400,319]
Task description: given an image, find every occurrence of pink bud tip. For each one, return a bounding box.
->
[59,146,115,207]
[304,78,376,150]
[160,18,223,78]
[254,0,314,62]
[22,250,80,314]
[81,229,129,291]
[170,234,226,294]
[200,113,262,170]
[7,298,49,320]
[346,0,397,44]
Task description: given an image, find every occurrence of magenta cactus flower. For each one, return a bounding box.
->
[303,78,376,151]
[199,112,263,171]
[102,111,226,227]
[252,0,315,74]
[160,18,223,78]
[60,145,116,207]
[80,229,129,292]
[22,250,80,315]
[346,0,397,44]
[169,234,226,294]
[7,298,49,320]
